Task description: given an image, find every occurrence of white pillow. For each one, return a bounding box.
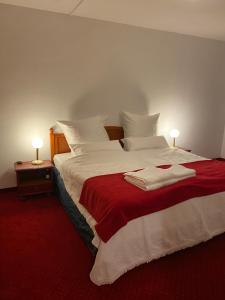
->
[121,111,160,138]
[122,136,169,151]
[57,116,109,146]
[70,140,123,156]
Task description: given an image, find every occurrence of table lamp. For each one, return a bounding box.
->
[32,137,43,165]
[170,129,180,147]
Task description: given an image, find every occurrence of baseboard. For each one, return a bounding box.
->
[215,158,225,161]
[0,187,17,192]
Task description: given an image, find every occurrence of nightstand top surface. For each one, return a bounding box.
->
[15,160,53,171]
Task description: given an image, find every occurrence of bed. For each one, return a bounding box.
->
[50,127,225,286]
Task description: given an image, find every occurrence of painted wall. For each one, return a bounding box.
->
[221,127,225,158]
[0,4,225,188]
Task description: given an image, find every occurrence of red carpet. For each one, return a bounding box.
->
[1,190,225,300]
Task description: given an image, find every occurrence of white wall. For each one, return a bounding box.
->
[0,4,225,188]
[221,127,225,158]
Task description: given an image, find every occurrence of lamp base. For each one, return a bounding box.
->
[32,159,43,165]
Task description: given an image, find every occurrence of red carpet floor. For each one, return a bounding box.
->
[1,190,225,300]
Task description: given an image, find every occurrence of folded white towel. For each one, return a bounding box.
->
[124,165,196,191]
[125,174,194,191]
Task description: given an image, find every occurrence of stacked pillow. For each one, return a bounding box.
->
[70,140,123,156]
[122,136,169,151]
[121,111,160,138]
[57,112,165,155]
[57,115,109,146]
[57,115,123,155]
[121,111,168,151]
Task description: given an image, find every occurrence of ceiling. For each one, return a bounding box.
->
[1,0,225,41]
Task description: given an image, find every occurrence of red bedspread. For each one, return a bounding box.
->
[79,160,225,242]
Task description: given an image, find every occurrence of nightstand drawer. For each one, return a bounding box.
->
[18,181,53,196]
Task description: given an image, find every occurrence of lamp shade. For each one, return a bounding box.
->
[32,137,43,149]
[169,129,180,138]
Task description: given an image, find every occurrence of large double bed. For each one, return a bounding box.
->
[50,126,225,286]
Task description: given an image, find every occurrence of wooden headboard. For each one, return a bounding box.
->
[50,126,124,161]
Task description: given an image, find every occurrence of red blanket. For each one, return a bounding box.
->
[79,160,225,242]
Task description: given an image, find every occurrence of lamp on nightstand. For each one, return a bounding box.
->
[170,129,180,147]
[32,137,43,165]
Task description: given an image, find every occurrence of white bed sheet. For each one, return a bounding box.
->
[53,152,73,174]
[59,148,225,285]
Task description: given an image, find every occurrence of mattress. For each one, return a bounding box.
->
[54,152,98,235]
[53,167,97,255]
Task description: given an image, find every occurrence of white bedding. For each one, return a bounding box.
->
[59,147,225,285]
[53,152,73,174]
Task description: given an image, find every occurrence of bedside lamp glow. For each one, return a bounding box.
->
[32,137,43,165]
[170,129,180,147]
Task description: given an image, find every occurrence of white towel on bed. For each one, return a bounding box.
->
[124,164,196,191]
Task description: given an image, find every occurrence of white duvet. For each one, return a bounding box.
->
[60,148,225,285]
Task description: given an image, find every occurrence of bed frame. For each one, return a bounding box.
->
[50,126,124,161]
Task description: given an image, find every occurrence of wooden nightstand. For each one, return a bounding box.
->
[15,160,54,197]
